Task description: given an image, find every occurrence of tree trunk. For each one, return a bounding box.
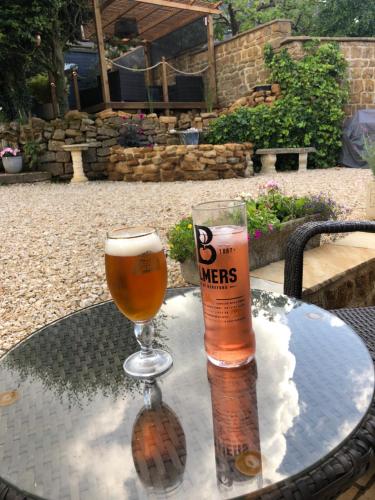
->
[50,22,68,117]
[228,3,240,35]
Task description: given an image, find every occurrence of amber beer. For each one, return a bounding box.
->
[105,230,167,322]
[192,201,255,367]
[208,361,262,490]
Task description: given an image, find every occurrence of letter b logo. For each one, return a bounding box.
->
[195,225,217,265]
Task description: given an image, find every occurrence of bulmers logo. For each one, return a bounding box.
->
[195,225,217,265]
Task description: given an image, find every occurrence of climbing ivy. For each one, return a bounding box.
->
[207,43,349,167]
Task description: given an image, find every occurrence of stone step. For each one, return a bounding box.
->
[0,171,51,185]
[250,233,375,309]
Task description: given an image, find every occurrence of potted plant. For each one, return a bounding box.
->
[362,136,375,219]
[27,74,54,120]
[0,147,23,174]
[167,182,348,284]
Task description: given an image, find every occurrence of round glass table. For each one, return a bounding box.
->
[0,288,373,500]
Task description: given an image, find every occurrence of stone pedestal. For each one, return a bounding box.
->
[260,154,277,174]
[62,144,89,183]
[298,153,308,172]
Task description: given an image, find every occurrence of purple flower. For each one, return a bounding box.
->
[254,229,262,239]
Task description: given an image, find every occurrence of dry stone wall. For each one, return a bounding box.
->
[108,143,254,182]
[0,110,220,180]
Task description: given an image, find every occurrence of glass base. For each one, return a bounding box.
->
[207,352,255,368]
[124,349,173,378]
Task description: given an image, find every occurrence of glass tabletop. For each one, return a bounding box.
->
[0,288,373,500]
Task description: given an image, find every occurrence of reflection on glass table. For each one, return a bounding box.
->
[0,288,373,500]
[132,378,186,493]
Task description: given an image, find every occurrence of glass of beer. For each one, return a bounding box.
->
[192,201,255,367]
[105,227,172,378]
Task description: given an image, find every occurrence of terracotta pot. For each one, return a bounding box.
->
[365,178,375,219]
[2,156,23,174]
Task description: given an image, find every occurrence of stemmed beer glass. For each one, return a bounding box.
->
[105,227,172,378]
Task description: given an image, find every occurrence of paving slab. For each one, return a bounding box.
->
[0,172,51,185]
[332,232,375,250]
[251,244,375,290]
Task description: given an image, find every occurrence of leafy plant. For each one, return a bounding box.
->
[168,217,196,263]
[362,136,375,177]
[167,181,348,263]
[23,139,41,170]
[27,74,51,105]
[207,43,348,168]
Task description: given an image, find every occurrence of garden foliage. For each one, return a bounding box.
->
[207,43,348,167]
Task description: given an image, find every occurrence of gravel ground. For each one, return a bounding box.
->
[0,168,371,354]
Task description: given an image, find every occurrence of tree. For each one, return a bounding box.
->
[215,0,318,37]
[0,0,89,119]
[311,0,375,37]
[215,0,375,38]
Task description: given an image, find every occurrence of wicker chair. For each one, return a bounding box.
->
[280,220,375,499]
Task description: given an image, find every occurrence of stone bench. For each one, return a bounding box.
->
[255,147,316,174]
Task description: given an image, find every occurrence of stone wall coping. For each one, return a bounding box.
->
[62,143,90,151]
[280,35,375,46]
[171,19,293,59]
[256,147,316,154]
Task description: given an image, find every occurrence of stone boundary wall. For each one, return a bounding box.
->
[108,143,254,182]
[172,20,375,115]
[0,110,219,180]
[279,37,375,116]
[171,19,292,108]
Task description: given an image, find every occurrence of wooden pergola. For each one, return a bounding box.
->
[85,0,221,112]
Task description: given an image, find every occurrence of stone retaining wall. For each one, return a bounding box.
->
[0,109,219,180]
[108,143,254,182]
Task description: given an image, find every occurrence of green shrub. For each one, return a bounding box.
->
[27,74,50,104]
[167,181,349,263]
[207,43,348,168]
[23,139,41,170]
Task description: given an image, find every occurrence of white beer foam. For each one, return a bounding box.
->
[105,232,162,257]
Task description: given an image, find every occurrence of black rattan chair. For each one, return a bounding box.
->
[279,220,375,499]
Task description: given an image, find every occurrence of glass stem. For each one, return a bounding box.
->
[134,320,154,358]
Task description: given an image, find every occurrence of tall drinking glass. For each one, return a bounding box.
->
[192,200,255,367]
[105,227,172,378]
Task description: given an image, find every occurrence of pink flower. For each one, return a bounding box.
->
[0,147,20,158]
[138,113,145,120]
[254,229,262,239]
[268,224,273,231]
[265,179,279,190]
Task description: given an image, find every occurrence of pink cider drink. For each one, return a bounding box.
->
[195,223,255,367]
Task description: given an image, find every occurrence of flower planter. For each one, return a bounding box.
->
[179,214,322,285]
[365,179,375,220]
[2,156,23,174]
